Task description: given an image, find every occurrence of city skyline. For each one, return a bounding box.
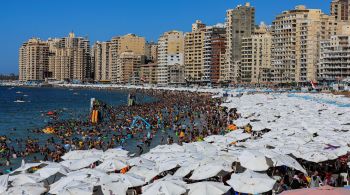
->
[1,0,330,74]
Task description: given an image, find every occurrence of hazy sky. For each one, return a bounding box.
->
[0,0,330,74]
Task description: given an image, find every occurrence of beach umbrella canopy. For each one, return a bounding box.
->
[127,157,156,169]
[238,150,273,171]
[190,164,226,180]
[227,170,276,194]
[128,166,160,182]
[142,180,187,195]
[174,163,200,177]
[11,160,43,174]
[9,173,44,186]
[187,181,231,195]
[280,185,350,195]
[0,174,9,194]
[60,157,99,171]
[150,144,185,153]
[101,182,129,195]
[95,159,128,172]
[101,148,129,160]
[108,173,146,188]
[34,162,70,179]
[52,180,93,195]
[4,183,47,195]
[61,149,103,160]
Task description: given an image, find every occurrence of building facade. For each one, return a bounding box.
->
[93,41,111,82]
[225,3,255,83]
[331,0,350,21]
[140,63,158,84]
[241,23,272,83]
[203,23,226,84]
[157,31,184,85]
[184,20,206,83]
[271,6,338,84]
[19,38,49,81]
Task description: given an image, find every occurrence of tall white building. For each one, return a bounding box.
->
[157,31,184,85]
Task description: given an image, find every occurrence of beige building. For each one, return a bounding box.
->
[157,31,184,85]
[49,32,91,81]
[19,38,49,81]
[93,41,111,82]
[184,20,206,82]
[271,6,338,83]
[331,0,350,21]
[169,64,186,84]
[110,51,145,84]
[225,3,255,83]
[140,63,158,84]
[241,23,272,83]
[318,25,350,82]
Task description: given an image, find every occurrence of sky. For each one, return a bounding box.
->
[0,0,330,74]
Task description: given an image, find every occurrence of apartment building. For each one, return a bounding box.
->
[184,20,206,82]
[93,41,111,82]
[271,6,338,83]
[157,31,184,85]
[225,3,255,83]
[241,23,272,83]
[110,51,145,84]
[203,23,226,84]
[318,25,350,82]
[49,32,91,81]
[19,38,49,81]
[140,63,158,84]
[331,0,350,21]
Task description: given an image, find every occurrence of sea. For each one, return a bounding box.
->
[0,86,155,171]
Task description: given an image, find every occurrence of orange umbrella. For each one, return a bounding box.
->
[280,186,350,195]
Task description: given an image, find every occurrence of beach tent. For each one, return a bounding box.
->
[4,183,47,195]
[187,181,231,195]
[280,185,350,195]
[238,150,273,171]
[227,170,276,194]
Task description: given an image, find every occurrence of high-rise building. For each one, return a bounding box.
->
[140,63,158,84]
[157,31,184,85]
[318,25,350,82]
[110,51,146,84]
[93,41,111,82]
[271,6,338,83]
[184,20,206,83]
[49,32,91,81]
[331,0,350,21]
[241,23,272,83]
[225,3,255,83]
[19,38,49,81]
[203,23,226,84]
[145,42,158,63]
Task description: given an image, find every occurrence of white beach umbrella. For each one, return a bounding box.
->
[61,149,103,160]
[190,164,226,180]
[95,159,128,172]
[49,175,87,194]
[108,173,146,188]
[187,182,231,195]
[53,180,93,195]
[225,131,251,141]
[60,157,99,171]
[12,160,43,174]
[227,170,276,194]
[101,182,128,195]
[128,166,160,182]
[127,157,156,169]
[142,180,187,195]
[238,150,273,171]
[260,150,307,174]
[4,183,47,195]
[9,173,44,186]
[150,144,185,153]
[101,148,129,160]
[34,162,70,179]
[0,174,9,194]
[174,163,200,177]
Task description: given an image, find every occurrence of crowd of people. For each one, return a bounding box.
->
[0,89,235,173]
